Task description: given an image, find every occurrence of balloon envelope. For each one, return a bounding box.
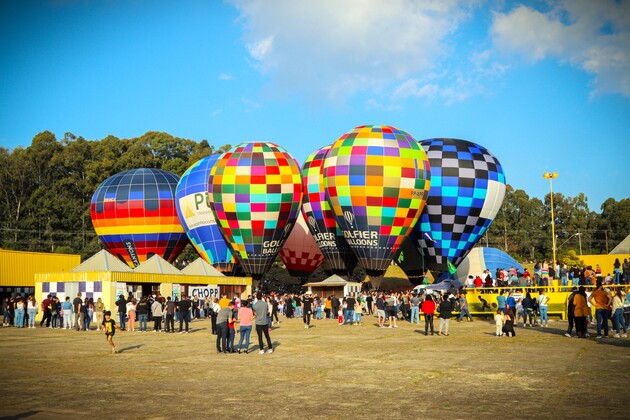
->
[324,125,431,277]
[175,155,235,269]
[301,145,357,277]
[208,142,302,279]
[416,138,506,273]
[279,213,325,279]
[90,168,189,268]
[393,230,427,286]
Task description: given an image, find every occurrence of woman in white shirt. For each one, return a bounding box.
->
[27,296,38,328]
[15,297,26,328]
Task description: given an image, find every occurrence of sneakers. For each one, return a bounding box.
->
[259,350,265,355]
[614,333,620,338]
[596,335,602,339]
[112,348,117,354]
[564,333,571,337]
[267,349,273,354]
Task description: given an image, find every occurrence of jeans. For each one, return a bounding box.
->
[612,309,627,334]
[315,307,322,320]
[424,314,434,334]
[561,277,568,289]
[15,308,25,327]
[256,324,272,351]
[138,314,148,331]
[83,312,90,330]
[238,325,252,351]
[344,310,355,325]
[61,312,71,328]
[524,308,534,325]
[216,323,228,351]
[613,270,621,285]
[539,306,548,325]
[118,312,126,330]
[179,312,190,332]
[228,328,235,350]
[458,307,472,322]
[354,311,363,324]
[596,308,610,336]
[28,308,37,326]
[410,306,420,324]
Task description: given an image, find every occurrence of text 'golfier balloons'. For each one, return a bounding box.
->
[208,142,303,280]
[301,145,357,278]
[279,213,325,280]
[90,168,189,268]
[416,138,506,274]
[323,125,431,278]
[175,155,234,270]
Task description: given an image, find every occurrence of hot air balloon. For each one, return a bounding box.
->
[90,168,189,268]
[175,155,235,272]
[323,125,431,287]
[301,145,357,278]
[279,213,325,281]
[415,138,506,275]
[393,230,427,286]
[208,142,302,281]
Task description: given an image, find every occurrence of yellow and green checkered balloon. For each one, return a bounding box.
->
[208,142,303,280]
[323,125,431,277]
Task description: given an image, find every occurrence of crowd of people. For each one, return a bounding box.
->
[3,276,629,352]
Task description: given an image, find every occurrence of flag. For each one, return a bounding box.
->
[447,260,457,274]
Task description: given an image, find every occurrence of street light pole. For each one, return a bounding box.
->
[544,172,558,278]
[576,232,582,255]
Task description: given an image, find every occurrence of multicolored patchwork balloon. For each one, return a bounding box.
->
[415,138,506,274]
[301,145,357,278]
[175,155,235,270]
[90,168,189,268]
[323,125,431,280]
[279,213,325,280]
[208,142,302,280]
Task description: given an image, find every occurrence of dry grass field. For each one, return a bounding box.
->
[1,315,629,419]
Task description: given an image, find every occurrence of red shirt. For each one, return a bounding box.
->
[474,277,482,288]
[421,300,436,314]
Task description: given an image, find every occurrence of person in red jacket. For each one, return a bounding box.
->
[474,276,483,288]
[421,295,436,336]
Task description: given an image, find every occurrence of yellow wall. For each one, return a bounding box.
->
[0,249,80,287]
[579,254,630,274]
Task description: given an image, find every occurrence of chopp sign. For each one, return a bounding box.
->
[189,285,220,300]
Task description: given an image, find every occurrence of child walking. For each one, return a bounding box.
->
[337,308,343,325]
[102,310,119,353]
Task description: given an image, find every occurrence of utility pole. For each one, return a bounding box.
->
[577,232,582,255]
[543,172,558,278]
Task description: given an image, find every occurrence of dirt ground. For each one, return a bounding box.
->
[1,315,629,419]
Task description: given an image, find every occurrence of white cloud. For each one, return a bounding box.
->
[365,98,401,112]
[229,0,475,102]
[218,73,234,81]
[491,0,630,97]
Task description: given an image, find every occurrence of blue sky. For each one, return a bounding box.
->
[1,0,628,211]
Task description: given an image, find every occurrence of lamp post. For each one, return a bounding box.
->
[543,172,558,278]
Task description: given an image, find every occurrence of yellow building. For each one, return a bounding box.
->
[0,249,80,298]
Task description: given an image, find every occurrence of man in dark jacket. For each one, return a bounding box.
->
[178,295,192,333]
[116,295,127,331]
[437,295,453,336]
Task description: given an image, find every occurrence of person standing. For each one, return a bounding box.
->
[457,292,473,322]
[116,294,127,331]
[437,295,452,336]
[496,291,506,315]
[331,296,340,321]
[237,299,253,353]
[537,291,550,327]
[62,297,73,329]
[612,259,622,285]
[177,295,192,334]
[227,301,237,352]
[126,299,137,332]
[565,287,578,337]
[73,292,83,331]
[421,295,436,335]
[14,297,25,328]
[151,298,163,332]
[27,296,38,329]
[136,297,148,332]
[375,294,386,328]
[40,294,52,328]
[611,290,628,338]
[506,292,516,321]
[410,293,421,324]
[366,293,373,316]
[95,298,105,331]
[343,294,355,326]
[253,292,273,354]
[573,287,589,338]
[210,298,220,334]
[385,294,398,328]
[588,282,612,338]
[164,296,175,333]
[302,293,313,329]
[215,301,232,353]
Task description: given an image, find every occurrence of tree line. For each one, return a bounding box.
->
[0,131,628,263]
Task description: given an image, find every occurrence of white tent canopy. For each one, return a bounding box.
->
[181,258,225,277]
[610,234,630,254]
[133,255,182,275]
